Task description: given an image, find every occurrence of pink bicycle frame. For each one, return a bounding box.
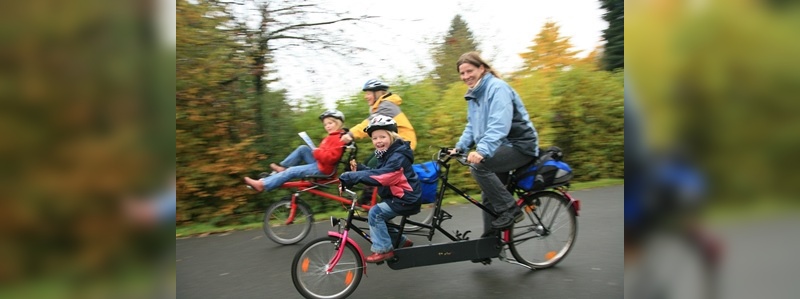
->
[325,231,368,275]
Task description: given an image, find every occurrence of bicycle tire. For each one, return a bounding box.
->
[508,191,577,269]
[292,236,364,299]
[263,197,314,245]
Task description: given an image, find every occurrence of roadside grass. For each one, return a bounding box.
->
[176,178,623,238]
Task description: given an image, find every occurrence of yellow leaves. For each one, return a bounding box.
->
[519,21,581,75]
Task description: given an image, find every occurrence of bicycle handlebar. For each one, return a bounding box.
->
[437,147,474,168]
[338,186,358,199]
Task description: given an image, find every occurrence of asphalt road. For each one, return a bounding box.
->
[177,185,623,298]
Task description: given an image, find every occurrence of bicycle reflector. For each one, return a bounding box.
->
[330,216,339,227]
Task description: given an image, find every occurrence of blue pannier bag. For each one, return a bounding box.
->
[412,161,439,204]
[515,146,573,191]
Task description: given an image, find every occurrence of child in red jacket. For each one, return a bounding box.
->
[244,110,347,192]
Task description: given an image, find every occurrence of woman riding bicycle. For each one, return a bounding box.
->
[450,52,540,235]
[244,109,348,192]
[338,115,421,263]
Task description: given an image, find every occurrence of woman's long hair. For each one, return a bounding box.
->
[456,51,499,78]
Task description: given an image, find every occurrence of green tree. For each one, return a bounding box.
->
[550,67,624,180]
[600,0,624,71]
[510,72,555,147]
[519,21,581,76]
[431,15,480,90]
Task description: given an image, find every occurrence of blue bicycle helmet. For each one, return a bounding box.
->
[319,109,345,122]
[364,115,397,136]
[362,79,389,91]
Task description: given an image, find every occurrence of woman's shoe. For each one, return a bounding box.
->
[365,251,395,263]
[244,177,264,192]
[490,206,523,229]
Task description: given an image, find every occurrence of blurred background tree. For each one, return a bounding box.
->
[518,21,581,76]
[430,15,481,91]
[177,0,258,224]
[600,0,624,71]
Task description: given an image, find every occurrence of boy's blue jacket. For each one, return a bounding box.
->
[339,139,421,215]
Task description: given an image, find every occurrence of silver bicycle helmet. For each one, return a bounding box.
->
[362,79,389,91]
[319,109,345,122]
[364,115,397,136]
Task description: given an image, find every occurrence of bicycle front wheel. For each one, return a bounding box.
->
[509,191,577,269]
[263,198,313,245]
[292,236,364,299]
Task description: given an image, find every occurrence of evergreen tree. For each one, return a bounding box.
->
[431,15,480,90]
[519,21,580,76]
[600,0,624,71]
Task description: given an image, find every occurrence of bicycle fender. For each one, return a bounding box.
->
[327,231,368,274]
[561,191,581,216]
[524,190,581,216]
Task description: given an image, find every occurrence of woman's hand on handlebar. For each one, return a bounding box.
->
[444,147,484,163]
[466,151,485,164]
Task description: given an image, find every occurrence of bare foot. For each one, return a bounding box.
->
[270,163,286,173]
[244,177,264,192]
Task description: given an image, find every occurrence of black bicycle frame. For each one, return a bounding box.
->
[341,153,504,249]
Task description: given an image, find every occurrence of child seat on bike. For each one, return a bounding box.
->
[301,142,358,179]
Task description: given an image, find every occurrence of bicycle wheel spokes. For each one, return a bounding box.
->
[292,236,363,299]
[509,192,577,269]
[264,199,313,245]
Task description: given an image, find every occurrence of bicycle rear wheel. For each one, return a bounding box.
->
[508,191,577,269]
[292,236,364,299]
[263,198,313,245]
